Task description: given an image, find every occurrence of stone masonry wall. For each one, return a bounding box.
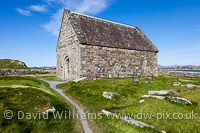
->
[158,71,200,78]
[0,69,56,76]
[79,45,158,80]
[56,11,81,80]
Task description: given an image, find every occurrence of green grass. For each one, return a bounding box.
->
[23,74,63,81]
[57,75,200,133]
[0,76,82,132]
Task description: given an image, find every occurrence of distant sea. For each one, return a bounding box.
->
[169,70,200,72]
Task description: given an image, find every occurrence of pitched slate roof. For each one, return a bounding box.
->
[64,9,158,53]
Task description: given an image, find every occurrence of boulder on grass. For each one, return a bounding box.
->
[165,96,192,105]
[151,95,165,100]
[73,77,87,82]
[148,90,177,95]
[142,95,165,100]
[142,95,151,98]
[173,82,181,86]
[182,84,200,88]
[139,99,145,103]
[42,107,56,114]
[103,91,119,99]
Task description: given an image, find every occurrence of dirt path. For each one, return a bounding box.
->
[40,79,92,133]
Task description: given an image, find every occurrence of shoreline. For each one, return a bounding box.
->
[159,70,200,72]
[158,70,200,78]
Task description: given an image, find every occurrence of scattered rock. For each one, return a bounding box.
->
[102,110,112,116]
[142,95,151,98]
[182,84,200,88]
[109,74,112,78]
[43,107,56,114]
[16,61,27,67]
[74,77,87,82]
[102,110,166,133]
[42,96,50,102]
[173,82,181,86]
[173,81,200,88]
[145,77,151,80]
[142,95,165,100]
[180,79,192,82]
[47,102,51,106]
[148,90,177,95]
[151,95,165,100]
[16,92,23,95]
[142,81,149,83]
[142,95,192,105]
[165,96,192,105]
[103,91,119,99]
[139,99,145,103]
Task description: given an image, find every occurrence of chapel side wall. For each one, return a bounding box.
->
[79,45,158,80]
[56,11,81,80]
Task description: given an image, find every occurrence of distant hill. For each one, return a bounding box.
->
[158,64,164,67]
[169,65,180,67]
[185,65,196,67]
[158,65,200,70]
[0,59,27,69]
[40,66,56,69]
[158,64,196,67]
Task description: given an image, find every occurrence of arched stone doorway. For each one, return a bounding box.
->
[63,56,70,80]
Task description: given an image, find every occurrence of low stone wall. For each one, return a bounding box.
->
[158,71,200,78]
[0,69,56,76]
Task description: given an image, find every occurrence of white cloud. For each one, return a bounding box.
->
[42,9,63,36]
[75,0,107,15]
[16,8,31,16]
[162,44,200,54]
[28,5,47,12]
[192,45,200,49]
[44,0,56,5]
[175,53,200,57]
[42,0,111,36]
[159,44,200,66]
[194,28,200,32]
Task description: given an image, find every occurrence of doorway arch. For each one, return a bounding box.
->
[63,56,70,80]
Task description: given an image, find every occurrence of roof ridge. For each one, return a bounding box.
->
[63,9,158,53]
[70,11,136,29]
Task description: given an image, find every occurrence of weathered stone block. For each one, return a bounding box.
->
[148,90,177,95]
[103,91,119,99]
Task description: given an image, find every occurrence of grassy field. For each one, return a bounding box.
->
[57,75,200,133]
[0,76,82,132]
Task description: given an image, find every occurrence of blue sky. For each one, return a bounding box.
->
[1,0,200,67]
